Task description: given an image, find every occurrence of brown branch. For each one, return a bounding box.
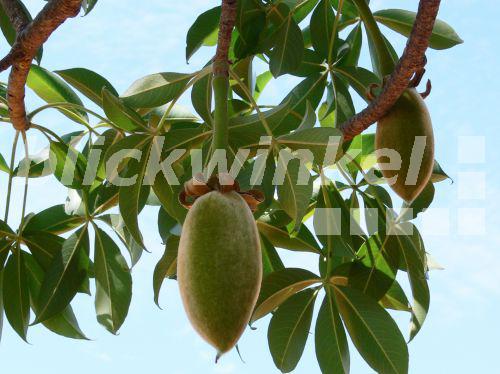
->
[2,0,82,131]
[339,0,441,141]
[213,0,237,77]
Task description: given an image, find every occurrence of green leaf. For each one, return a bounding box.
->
[257,221,321,254]
[191,72,213,126]
[310,0,335,60]
[186,6,221,61]
[252,267,321,323]
[379,280,410,312]
[431,160,451,183]
[35,227,89,323]
[260,235,285,276]
[334,285,408,374]
[315,288,350,374]
[27,65,87,122]
[277,127,342,166]
[97,214,143,267]
[276,74,327,134]
[22,231,64,271]
[333,76,356,127]
[23,253,87,339]
[0,218,15,238]
[94,226,132,334]
[23,204,85,236]
[56,68,118,107]
[3,251,30,341]
[276,155,313,231]
[121,72,192,108]
[390,224,429,341]
[0,269,4,343]
[374,9,463,50]
[118,140,153,249]
[333,66,381,102]
[50,141,88,189]
[0,152,9,173]
[234,0,266,59]
[268,289,317,373]
[254,71,273,102]
[82,0,98,15]
[269,15,304,77]
[153,174,187,224]
[102,88,146,131]
[153,235,179,307]
[339,23,363,67]
[400,182,435,221]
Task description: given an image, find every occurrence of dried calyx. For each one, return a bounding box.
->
[179,173,264,212]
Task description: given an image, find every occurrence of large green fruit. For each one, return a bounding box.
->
[177,190,262,355]
[376,88,434,202]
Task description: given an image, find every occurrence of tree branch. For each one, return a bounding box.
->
[0,0,30,33]
[213,0,237,77]
[339,0,441,141]
[1,0,82,131]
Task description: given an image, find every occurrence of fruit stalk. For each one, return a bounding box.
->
[211,0,237,155]
[339,0,442,140]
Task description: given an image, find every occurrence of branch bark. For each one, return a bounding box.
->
[1,0,82,131]
[339,0,441,141]
[213,0,237,77]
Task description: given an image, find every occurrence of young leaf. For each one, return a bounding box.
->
[24,253,88,340]
[252,267,321,323]
[56,68,118,107]
[374,9,463,50]
[27,65,87,122]
[185,6,221,62]
[334,285,408,374]
[315,288,350,374]
[36,227,90,323]
[153,235,179,307]
[268,289,317,373]
[121,72,192,109]
[3,251,30,341]
[269,15,304,77]
[94,226,132,334]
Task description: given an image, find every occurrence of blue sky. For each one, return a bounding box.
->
[0,0,498,373]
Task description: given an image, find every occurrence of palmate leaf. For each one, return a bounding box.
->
[23,253,87,340]
[334,285,409,374]
[94,226,132,334]
[3,250,30,341]
[251,267,321,323]
[153,235,179,307]
[27,65,87,123]
[56,67,118,107]
[121,72,193,109]
[374,9,463,50]
[268,289,317,373]
[35,227,90,323]
[315,288,350,374]
[22,231,65,271]
[185,6,221,62]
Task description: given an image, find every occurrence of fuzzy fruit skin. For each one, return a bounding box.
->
[177,191,262,354]
[376,88,434,202]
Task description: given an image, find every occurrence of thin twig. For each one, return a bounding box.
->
[339,0,441,140]
[1,0,82,131]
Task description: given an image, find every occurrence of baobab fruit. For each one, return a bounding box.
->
[376,88,434,202]
[177,190,262,357]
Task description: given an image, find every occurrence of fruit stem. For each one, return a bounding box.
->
[351,0,395,76]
